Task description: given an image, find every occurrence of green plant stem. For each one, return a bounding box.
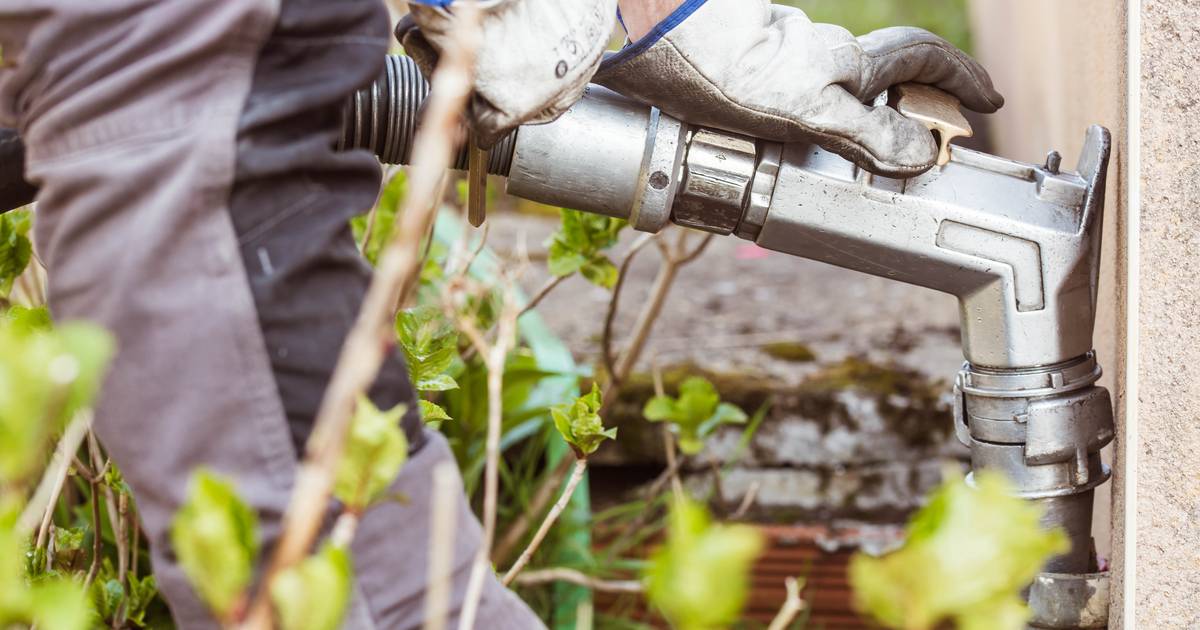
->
[501,457,587,586]
[84,475,103,589]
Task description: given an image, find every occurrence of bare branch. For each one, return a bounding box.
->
[731,480,761,520]
[602,233,654,387]
[240,6,483,628]
[517,274,568,319]
[455,281,520,630]
[422,461,459,630]
[513,568,643,594]
[501,457,587,586]
[767,577,805,630]
[19,410,92,538]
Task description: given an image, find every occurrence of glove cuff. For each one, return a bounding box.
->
[601,0,708,71]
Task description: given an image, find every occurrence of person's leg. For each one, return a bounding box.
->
[0,0,542,626]
[230,1,542,625]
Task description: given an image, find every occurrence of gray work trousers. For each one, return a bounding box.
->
[0,0,542,627]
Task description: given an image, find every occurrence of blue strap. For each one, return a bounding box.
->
[600,0,708,70]
[407,0,454,6]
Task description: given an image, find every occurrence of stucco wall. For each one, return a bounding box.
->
[1133,2,1200,627]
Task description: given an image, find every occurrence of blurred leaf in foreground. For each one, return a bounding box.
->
[334,396,408,513]
[644,498,764,630]
[551,383,617,457]
[643,376,747,455]
[849,470,1069,630]
[171,470,258,623]
[271,544,352,630]
[0,318,114,484]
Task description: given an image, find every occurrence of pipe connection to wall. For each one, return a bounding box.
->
[343,55,1114,629]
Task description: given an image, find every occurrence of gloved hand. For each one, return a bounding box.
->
[593,0,1004,178]
[399,0,617,148]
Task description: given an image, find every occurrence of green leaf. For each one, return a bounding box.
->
[0,319,115,483]
[170,470,259,621]
[579,257,618,289]
[644,498,764,630]
[29,579,91,630]
[418,400,452,428]
[0,209,32,297]
[415,373,458,392]
[849,470,1070,630]
[641,377,747,455]
[271,544,353,630]
[5,305,51,334]
[544,209,626,288]
[334,396,409,512]
[550,383,617,457]
[396,307,460,394]
[123,574,158,627]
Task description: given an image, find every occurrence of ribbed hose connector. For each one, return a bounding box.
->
[338,55,516,176]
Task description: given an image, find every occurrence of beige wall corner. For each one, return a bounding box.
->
[1133,1,1200,628]
[967,0,1132,625]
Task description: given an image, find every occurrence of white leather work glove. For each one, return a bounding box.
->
[593,0,1004,178]
[399,0,618,148]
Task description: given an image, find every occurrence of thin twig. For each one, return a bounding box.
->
[454,282,520,630]
[83,475,103,589]
[661,424,684,501]
[88,432,121,575]
[501,457,587,586]
[422,461,459,630]
[513,568,643,594]
[613,238,681,381]
[517,274,567,319]
[19,410,92,538]
[491,454,573,566]
[731,481,761,520]
[239,7,482,628]
[601,233,654,386]
[767,577,805,630]
[329,511,359,549]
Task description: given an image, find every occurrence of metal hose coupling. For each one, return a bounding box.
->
[339,55,517,176]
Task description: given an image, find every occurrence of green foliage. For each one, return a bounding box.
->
[351,172,406,265]
[396,306,458,392]
[0,209,32,298]
[644,498,764,630]
[334,396,409,513]
[545,209,626,289]
[0,501,91,630]
[780,0,973,52]
[88,564,156,628]
[0,317,114,483]
[550,383,617,457]
[271,544,352,630]
[850,470,1069,630]
[171,470,258,622]
[643,377,747,455]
